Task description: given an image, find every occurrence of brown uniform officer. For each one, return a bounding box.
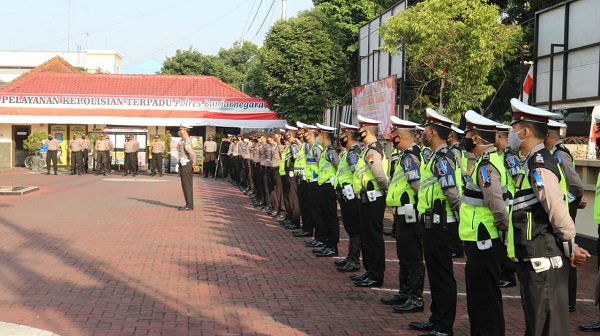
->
[177,125,196,211]
[150,135,166,177]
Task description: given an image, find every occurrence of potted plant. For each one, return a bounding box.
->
[23,130,48,169]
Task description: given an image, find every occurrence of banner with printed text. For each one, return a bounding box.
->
[351,76,396,139]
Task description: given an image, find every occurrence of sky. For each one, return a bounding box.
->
[0,0,314,68]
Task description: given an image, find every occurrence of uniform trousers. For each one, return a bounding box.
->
[516,258,569,336]
[71,150,83,173]
[423,222,457,334]
[254,164,265,204]
[395,213,425,298]
[359,196,386,281]
[151,153,163,174]
[124,152,137,174]
[262,166,272,207]
[464,239,505,336]
[319,183,339,248]
[269,169,283,212]
[568,201,578,308]
[242,159,250,187]
[204,153,216,177]
[179,163,194,208]
[96,151,109,174]
[46,150,58,173]
[339,197,361,239]
[285,173,301,225]
[304,182,324,241]
[297,181,310,233]
[234,156,242,183]
[82,149,89,172]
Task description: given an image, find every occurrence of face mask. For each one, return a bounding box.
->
[48,137,53,140]
[463,137,476,152]
[508,128,525,151]
[358,130,367,141]
[339,136,348,148]
[392,135,401,148]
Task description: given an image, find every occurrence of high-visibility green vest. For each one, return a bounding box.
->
[508,148,568,258]
[352,142,389,193]
[279,144,289,176]
[304,142,322,181]
[551,143,577,203]
[318,145,338,185]
[417,147,462,219]
[386,145,422,207]
[595,174,600,224]
[292,140,306,177]
[459,151,509,241]
[334,144,361,188]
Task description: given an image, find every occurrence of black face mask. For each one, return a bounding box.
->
[48,137,53,140]
[392,135,401,148]
[463,137,476,152]
[358,130,367,141]
[280,138,285,145]
[339,136,348,148]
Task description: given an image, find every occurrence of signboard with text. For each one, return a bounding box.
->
[351,76,397,139]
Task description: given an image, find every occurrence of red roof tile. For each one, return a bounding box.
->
[4,56,80,88]
[1,72,250,98]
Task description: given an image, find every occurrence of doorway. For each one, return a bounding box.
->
[12,125,31,167]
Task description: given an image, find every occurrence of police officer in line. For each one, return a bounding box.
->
[447,125,468,259]
[44,133,60,175]
[281,124,303,230]
[269,133,285,218]
[292,123,312,237]
[507,98,588,335]
[349,115,389,288]
[177,125,196,211]
[380,116,426,314]
[299,124,325,247]
[410,108,461,336]
[546,119,587,312]
[275,130,290,221]
[459,110,509,335]
[106,135,114,174]
[95,134,110,176]
[150,135,165,177]
[494,123,520,289]
[123,135,139,176]
[203,134,217,178]
[81,134,91,174]
[333,122,363,272]
[313,123,340,257]
[579,172,600,332]
[69,133,84,175]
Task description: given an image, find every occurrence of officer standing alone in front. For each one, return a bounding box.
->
[150,135,165,177]
[44,133,60,175]
[177,125,196,211]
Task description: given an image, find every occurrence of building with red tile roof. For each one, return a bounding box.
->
[0,57,284,168]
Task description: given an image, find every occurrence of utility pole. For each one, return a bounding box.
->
[66,0,71,51]
[281,0,286,20]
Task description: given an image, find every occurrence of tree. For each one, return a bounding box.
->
[261,9,351,124]
[23,130,48,154]
[160,47,225,76]
[379,0,522,121]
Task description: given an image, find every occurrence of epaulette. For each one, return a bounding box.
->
[534,153,545,165]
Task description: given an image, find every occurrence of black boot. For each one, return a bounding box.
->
[337,236,361,272]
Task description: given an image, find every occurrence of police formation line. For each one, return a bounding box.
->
[219,98,593,336]
[42,133,167,177]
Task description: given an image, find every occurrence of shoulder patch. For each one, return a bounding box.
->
[327,152,334,162]
[531,169,544,190]
[402,154,421,182]
[479,165,492,187]
[348,151,360,165]
[434,156,456,189]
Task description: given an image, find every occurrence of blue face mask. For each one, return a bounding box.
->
[508,128,525,151]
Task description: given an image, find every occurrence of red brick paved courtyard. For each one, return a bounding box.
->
[0,168,598,335]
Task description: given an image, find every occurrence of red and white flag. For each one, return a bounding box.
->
[521,64,534,103]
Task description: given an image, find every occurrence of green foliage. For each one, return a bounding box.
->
[379,0,522,121]
[23,130,48,154]
[260,9,352,124]
[160,42,259,91]
[162,131,172,156]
